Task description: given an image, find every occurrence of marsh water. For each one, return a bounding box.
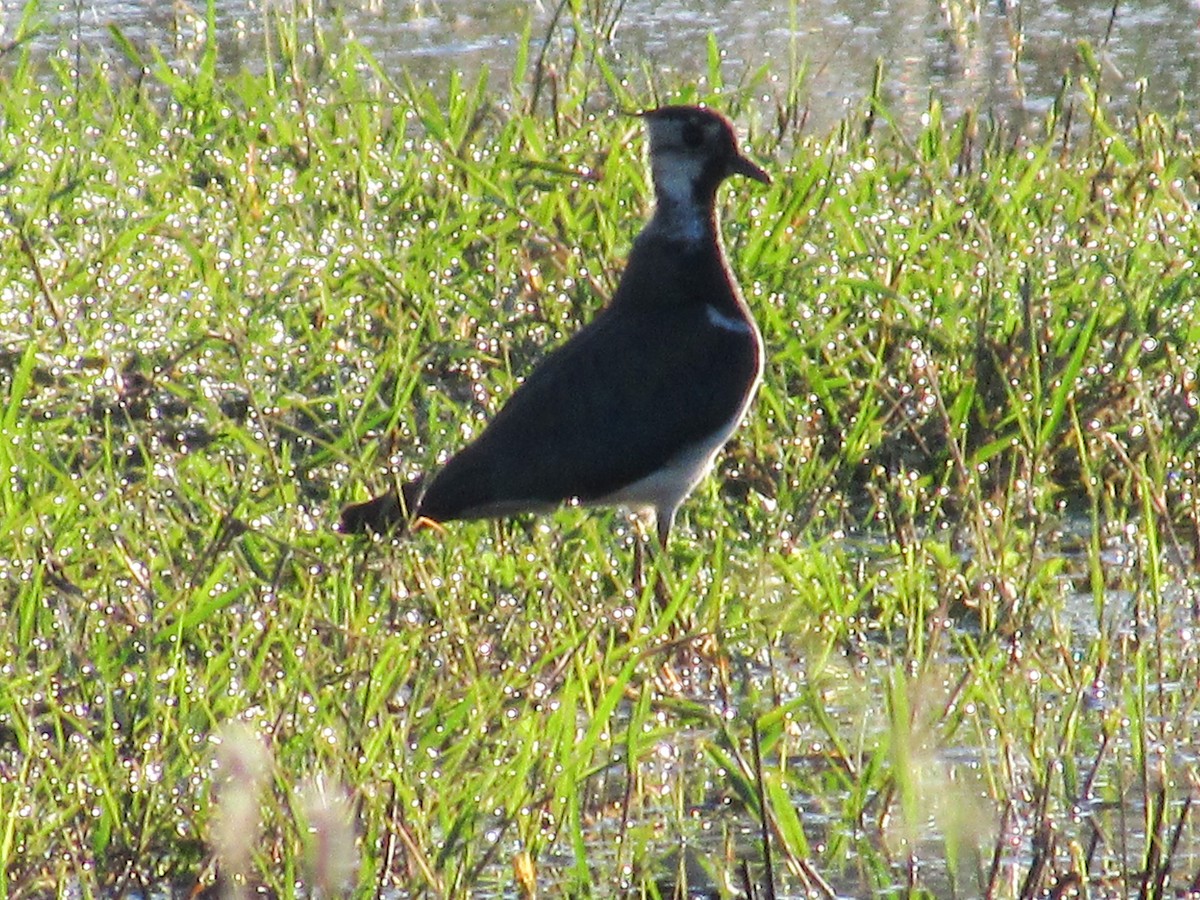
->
[6,1,1200,898]
[6,0,1200,132]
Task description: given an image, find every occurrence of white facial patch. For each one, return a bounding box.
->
[649,152,707,242]
[652,152,703,205]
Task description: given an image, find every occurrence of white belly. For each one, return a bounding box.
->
[595,397,754,520]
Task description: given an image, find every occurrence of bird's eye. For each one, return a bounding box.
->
[681,120,705,148]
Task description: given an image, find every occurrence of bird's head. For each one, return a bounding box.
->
[638,105,770,210]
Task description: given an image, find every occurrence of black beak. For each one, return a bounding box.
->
[729,151,771,185]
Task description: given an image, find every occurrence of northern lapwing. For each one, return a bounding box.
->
[339,105,770,548]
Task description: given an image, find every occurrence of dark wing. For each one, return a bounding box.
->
[416,302,760,522]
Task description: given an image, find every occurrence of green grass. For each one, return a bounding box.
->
[1,1,1199,897]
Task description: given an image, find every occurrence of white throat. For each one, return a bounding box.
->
[646,153,711,243]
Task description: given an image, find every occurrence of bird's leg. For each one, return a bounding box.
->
[652,513,673,609]
[629,510,665,599]
[631,514,649,596]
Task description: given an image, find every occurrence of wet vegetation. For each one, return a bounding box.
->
[1,0,1199,897]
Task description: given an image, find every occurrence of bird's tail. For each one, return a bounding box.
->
[337,477,425,536]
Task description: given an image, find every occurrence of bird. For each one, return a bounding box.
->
[339,105,770,549]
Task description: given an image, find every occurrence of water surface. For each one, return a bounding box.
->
[3,0,1199,132]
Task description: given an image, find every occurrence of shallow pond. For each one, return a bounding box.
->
[7,0,1200,131]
